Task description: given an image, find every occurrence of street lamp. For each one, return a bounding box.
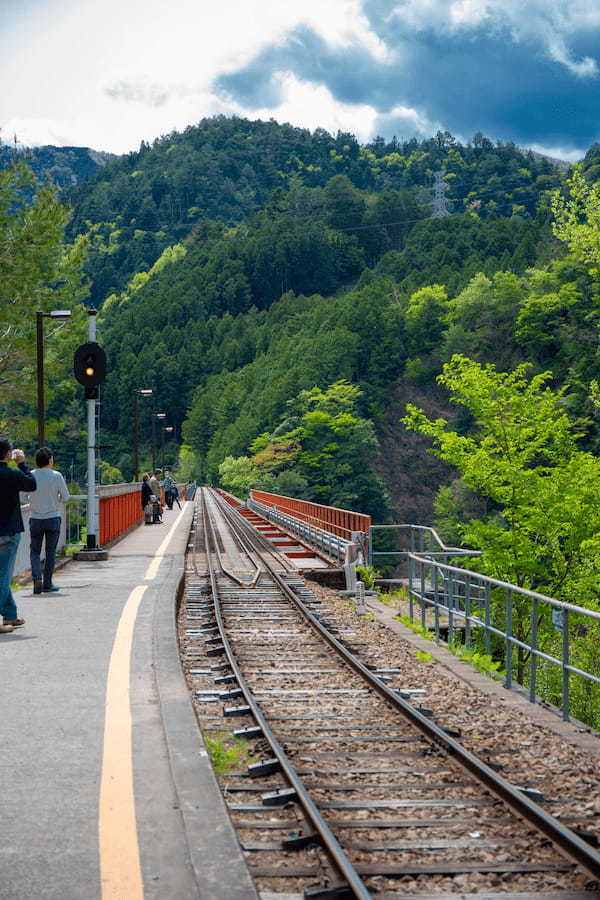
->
[161,425,174,473]
[36,309,72,448]
[151,412,166,472]
[132,388,153,482]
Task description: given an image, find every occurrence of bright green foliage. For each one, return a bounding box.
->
[176,444,201,482]
[404,356,600,601]
[214,381,389,517]
[552,165,600,277]
[99,460,124,484]
[0,162,88,416]
[355,565,381,591]
[218,456,256,498]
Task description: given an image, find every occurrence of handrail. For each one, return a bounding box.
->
[248,496,350,564]
[404,550,600,723]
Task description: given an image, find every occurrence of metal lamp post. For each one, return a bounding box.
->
[132,389,153,482]
[161,425,174,473]
[36,309,72,447]
[151,412,166,472]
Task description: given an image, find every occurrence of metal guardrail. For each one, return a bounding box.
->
[250,490,371,541]
[405,552,600,722]
[248,497,351,564]
[368,523,480,569]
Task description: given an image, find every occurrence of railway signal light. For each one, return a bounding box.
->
[73,341,107,389]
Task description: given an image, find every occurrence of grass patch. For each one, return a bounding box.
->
[393,614,434,641]
[204,730,256,776]
[448,642,505,679]
[378,589,407,609]
[414,649,436,663]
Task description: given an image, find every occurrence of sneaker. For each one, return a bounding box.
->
[0,624,14,633]
[33,580,43,594]
[42,585,60,593]
[4,619,24,627]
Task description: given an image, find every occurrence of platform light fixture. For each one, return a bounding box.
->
[132,388,153,482]
[161,425,174,473]
[151,412,166,472]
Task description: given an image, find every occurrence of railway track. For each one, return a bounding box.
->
[181,486,600,898]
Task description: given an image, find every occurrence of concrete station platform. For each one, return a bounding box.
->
[0,501,257,900]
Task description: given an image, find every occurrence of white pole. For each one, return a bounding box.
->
[87,309,97,548]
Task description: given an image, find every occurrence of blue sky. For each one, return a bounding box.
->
[1,0,598,158]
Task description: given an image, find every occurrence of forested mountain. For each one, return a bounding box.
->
[63,116,563,304]
[0,143,112,188]
[6,116,600,530]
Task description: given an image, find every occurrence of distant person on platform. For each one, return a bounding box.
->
[171,482,181,510]
[150,469,162,504]
[163,471,175,509]
[28,447,70,594]
[149,470,163,523]
[0,437,37,631]
[141,473,153,525]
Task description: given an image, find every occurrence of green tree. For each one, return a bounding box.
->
[403,355,600,601]
[218,455,257,497]
[0,162,88,408]
[552,165,600,277]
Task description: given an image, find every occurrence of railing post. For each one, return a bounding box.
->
[465,574,471,649]
[367,526,373,568]
[530,597,538,703]
[408,554,414,620]
[505,590,513,690]
[562,609,570,721]
[420,560,426,629]
[433,564,440,642]
[484,583,491,656]
[448,573,454,645]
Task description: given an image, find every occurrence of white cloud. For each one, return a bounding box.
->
[0,0,386,153]
[389,0,600,78]
[528,142,585,163]
[227,73,380,143]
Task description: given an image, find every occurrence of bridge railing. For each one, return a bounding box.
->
[249,490,371,541]
[404,552,600,723]
[247,495,352,564]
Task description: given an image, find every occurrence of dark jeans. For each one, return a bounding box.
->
[30,517,61,586]
[0,533,20,620]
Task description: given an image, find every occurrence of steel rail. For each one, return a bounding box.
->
[208,487,600,881]
[199,488,372,900]
[204,490,261,588]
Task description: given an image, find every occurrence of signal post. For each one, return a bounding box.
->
[73,308,109,561]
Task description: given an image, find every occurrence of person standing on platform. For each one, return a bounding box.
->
[141,473,153,524]
[163,471,175,509]
[149,469,163,523]
[28,447,70,594]
[0,437,37,630]
[171,482,181,510]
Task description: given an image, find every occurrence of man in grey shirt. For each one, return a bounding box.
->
[28,447,70,593]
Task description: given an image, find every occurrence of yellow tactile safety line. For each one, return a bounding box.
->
[98,584,147,900]
[144,503,188,580]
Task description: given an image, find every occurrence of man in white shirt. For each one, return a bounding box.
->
[28,447,70,594]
